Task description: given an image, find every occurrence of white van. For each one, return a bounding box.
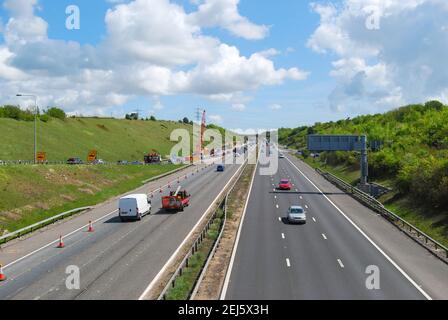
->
[119,194,152,221]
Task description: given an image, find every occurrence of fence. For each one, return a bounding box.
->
[0,206,93,246]
[158,161,248,300]
[316,168,448,263]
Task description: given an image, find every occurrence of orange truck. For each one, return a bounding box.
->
[162,186,191,212]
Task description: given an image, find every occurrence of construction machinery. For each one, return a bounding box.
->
[144,149,161,164]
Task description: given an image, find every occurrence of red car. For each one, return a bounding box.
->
[278,179,292,190]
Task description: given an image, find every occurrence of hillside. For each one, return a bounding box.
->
[279,100,448,245]
[0,117,193,162]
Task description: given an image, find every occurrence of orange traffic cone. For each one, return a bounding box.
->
[88,221,94,233]
[0,264,6,281]
[159,187,163,193]
[57,235,65,248]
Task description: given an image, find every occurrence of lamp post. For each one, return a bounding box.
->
[16,94,38,164]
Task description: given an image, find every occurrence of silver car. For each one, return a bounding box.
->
[287,206,307,224]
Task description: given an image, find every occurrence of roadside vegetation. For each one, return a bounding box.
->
[0,164,181,235]
[279,100,448,246]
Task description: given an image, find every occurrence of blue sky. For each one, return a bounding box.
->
[1,0,446,131]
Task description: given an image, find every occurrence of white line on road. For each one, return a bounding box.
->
[276,204,279,209]
[285,157,432,300]
[337,259,345,268]
[322,234,327,240]
[286,258,291,267]
[299,196,303,199]
[278,217,282,222]
[312,217,317,223]
[305,205,309,209]
[281,233,285,239]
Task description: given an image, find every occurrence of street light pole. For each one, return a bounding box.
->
[16,94,38,164]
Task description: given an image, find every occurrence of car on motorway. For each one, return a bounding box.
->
[66,157,83,165]
[119,194,152,221]
[279,153,285,158]
[217,164,225,172]
[131,161,143,165]
[278,179,292,190]
[92,159,105,165]
[117,160,129,165]
[287,206,307,224]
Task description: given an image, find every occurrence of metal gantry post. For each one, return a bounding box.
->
[360,135,368,186]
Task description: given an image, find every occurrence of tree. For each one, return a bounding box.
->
[183,117,189,124]
[150,115,156,121]
[46,107,66,120]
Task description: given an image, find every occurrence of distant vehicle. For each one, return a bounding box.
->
[162,186,191,212]
[217,164,225,172]
[131,161,143,165]
[119,194,151,222]
[287,206,307,224]
[144,150,161,164]
[279,153,285,159]
[117,160,129,165]
[66,158,83,165]
[92,159,105,165]
[278,179,292,190]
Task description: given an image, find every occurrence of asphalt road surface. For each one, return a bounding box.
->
[0,162,241,300]
[224,152,445,300]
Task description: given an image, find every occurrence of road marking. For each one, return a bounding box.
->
[278,217,282,222]
[322,234,327,240]
[305,205,309,209]
[312,217,317,223]
[295,189,298,192]
[300,196,303,199]
[220,160,258,300]
[274,196,277,199]
[281,233,285,239]
[285,157,432,300]
[337,259,345,268]
[286,258,291,267]
[276,204,279,209]
[141,163,245,300]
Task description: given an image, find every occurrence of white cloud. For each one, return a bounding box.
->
[231,103,246,111]
[209,114,223,123]
[308,0,448,111]
[188,0,269,40]
[0,0,308,115]
[269,104,282,110]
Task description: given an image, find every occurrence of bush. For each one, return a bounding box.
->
[45,107,66,120]
[39,114,51,122]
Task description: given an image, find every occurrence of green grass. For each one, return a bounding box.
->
[0,164,182,234]
[297,154,448,247]
[165,210,223,300]
[0,117,192,161]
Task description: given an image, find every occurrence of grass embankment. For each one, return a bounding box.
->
[0,164,181,235]
[0,117,192,161]
[299,155,448,247]
[165,208,224,300]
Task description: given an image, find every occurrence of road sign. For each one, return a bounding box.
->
[307,135,368,185]
[87,150,97,162]
[307,135,365,152]
[36,151,46,163]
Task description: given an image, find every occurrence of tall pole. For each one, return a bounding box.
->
[17,94,37,164]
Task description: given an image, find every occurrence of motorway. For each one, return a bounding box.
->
[0,161,241,300]
[224,150,448,300]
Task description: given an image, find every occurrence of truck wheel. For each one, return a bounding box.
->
[180,206,184,212]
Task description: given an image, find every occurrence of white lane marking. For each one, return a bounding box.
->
[276,204,279,209]
[274,196,277,199]
[286,258,291,268]
[220,161,258,300]
[322,234,327,240]
[285,157,432,300]
[278,217,282,222]
[141,163,245,300]
[312,217,317,223]
[305,205,309,209]
[300,196,303,199]
[281,233,285,239]
[337,259,345,268]
[295,189,298,192]
[3,167,200,270]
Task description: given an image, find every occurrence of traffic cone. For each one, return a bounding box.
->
[87,221,94,233]
[160,188,163,193]
[0,264,6,281]
[57,235,65,248]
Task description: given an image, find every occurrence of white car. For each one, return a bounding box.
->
[119,194,152,221]
[287,206,307,224]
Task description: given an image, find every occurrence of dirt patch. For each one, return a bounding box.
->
[194,164,255,300]
[78,188,95,195]
[60,194,75,201]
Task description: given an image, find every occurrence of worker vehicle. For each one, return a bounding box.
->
[144,149,161,164]
[287,206,307,224]
[217,164,225,172]
[119,194,152,221]
[162,186,191,212]
[278,179,292,190]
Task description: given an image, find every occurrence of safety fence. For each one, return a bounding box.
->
[316,168,448,264]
